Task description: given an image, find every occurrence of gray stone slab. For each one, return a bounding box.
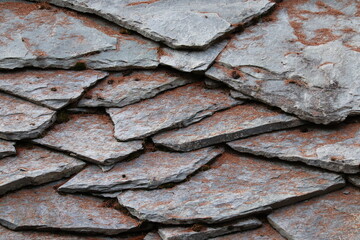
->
[0,140,15,159]
[107,82,240,141]
[206,0,360,124]
[0,70,107,109]
[229,90,252,100]
[0,92,56,141]
[117,152,345,224]
[153,103,303,151]
[59,147,223,193]
[78,70,193,108]
[268,187,360,240]
[0,145,85,196]
[0,181,141,235]
[30,0,275,49]
[144,232,162,240]
[348,175,360,188]
[32,114,143,165]
[159,218,261,240]
[228,121,360,174]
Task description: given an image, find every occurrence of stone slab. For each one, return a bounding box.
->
[117,152,345,224]
[0,181,141,235]
[228,121,360,174]
[107,82,240,141]
[0,70,107,109]
[348,175,360,188]
[229,90,252,100]
[206,0,360,124]
[153,103,303,151]
[0,92,56,141]
[0,140,15,159]
[144,232,162,240]
[0,145,85,196]
[59,147,222,193]
[268,187,360,240]
[33,114,143,165]
[78,70,193,108]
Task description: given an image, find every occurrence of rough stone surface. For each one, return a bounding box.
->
[348,175,360,188]
[228,121,360,174]
[230,90,252,100]
[206,0,360,124]
[268,187,360,240]
[107,82,240,141]
[144,232,162,240]
[0,181,141,235]
[59,147,223,193]
[0,70,107,109]
[33,114,143,165]
[78,70,193,108]
[31,0,275,49]
[0,140,15,159]
[117,152,345,224]
[0,145,85,196]
[0,92,56,141]
[204,79,224,89]
[153,103,303,151]
[158,218,261,240]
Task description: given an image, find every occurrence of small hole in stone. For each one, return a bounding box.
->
[231,71,240,79]
[51,87,57,92]
[122,174,126,178]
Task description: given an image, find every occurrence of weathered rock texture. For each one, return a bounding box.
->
[268,187,360,240]
[206,0,360,124]
[158,218,261,240]
[107,82,240,141]
[144,232,162,240]
[33,114,143,165]
[0,92,56,140]
[348,175,360,188]
[0,181,141,235]
[153,103,303,151]
[59,147,223,193]
[117,152,345,224]
[0,145,85,195]
[228,121,360,174]
[0,140,15,159]
[30,0,275,49]
[0,70,107,109]
[78,70,193,108]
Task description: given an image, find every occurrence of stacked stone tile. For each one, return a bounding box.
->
[0,0,359,239]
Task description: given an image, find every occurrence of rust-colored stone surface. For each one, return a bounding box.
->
[0,140,15,159]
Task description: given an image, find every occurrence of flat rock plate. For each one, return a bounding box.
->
[0,140,15,159]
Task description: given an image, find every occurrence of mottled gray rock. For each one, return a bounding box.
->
[78,70,193,108]
[33,114,143,165]
[0,140,15,159]
[229,90,252,100]
[268,187,360,240]
[0,92,56,141]
[228,121,360,174]
[0,145,85,196]
[59,147,222,193]
[348,175,360,188]
[159,218,261,240]
[153,103,303,151]
[204,79,224,89]
[144,232,162,240]
[206,0,360,124]
[30,0,275,49]
[0,181,140,235]
[107,82,240,141]
[117,152,345,224]
[0,70,107,109]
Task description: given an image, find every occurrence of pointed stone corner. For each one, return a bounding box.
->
[0,145,85,196]
[0,70,108,109]
[206,0,360,124]
[348,175,360,188]
[144,232,162,240]
[228,121,360,174]
[158,218,261,240]
[268,187,360,240]
[153,103,303,151]
[0,92,56,141]
[59,147,223,193]
[107,82,240,141]
[0,181,141,235]
[229,90,252,100]
[0,140,16,159]
[32,114,143,165]
[117,152,345,224]
[77,70,194,108]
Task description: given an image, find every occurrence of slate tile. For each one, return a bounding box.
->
[0,140,15,159]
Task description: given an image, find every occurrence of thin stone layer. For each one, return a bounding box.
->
[206,0,360,124]
[33,114,143,165]
[0,181,141,235]
[153,103,303,151]
[228,121,360,174]
[117,152,345,224]
[0,145,85,196]
[107,82,240,141]
[0,140,15,159]
[0,70,107,109]
[348,175,360,188]
[144,232,162,240]
[0,92,56,141]
[268,187,360,240]
[59,147,223,193]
